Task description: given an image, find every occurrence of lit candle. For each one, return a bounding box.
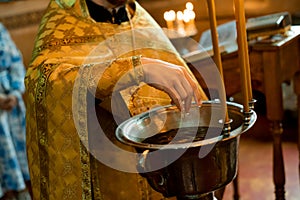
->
[183,8,197,35]
[164,10,175,30]
[176,11,186,35]
[183,9,191,23]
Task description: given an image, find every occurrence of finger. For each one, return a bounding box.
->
[175,78,194,112]
[184,93,193,112]
[171,92,184,111]
[180,68,203,106]
[165,87,184,111]
[174,82,188,102]
[173,67,198,104]
[166,79,189,111]
[194,86,203,106]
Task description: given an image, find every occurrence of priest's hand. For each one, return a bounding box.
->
[141,57,202,112]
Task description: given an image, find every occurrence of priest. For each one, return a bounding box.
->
[25,0,207,199]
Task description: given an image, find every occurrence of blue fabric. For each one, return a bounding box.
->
[0,23,29,198]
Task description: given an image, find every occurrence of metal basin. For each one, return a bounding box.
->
[116,101,256,199]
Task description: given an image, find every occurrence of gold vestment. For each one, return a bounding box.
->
[25,0,206,199]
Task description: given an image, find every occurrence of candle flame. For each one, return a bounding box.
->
[183,9,195,21]
[177,11,184,21]
[183,12,190,23]
[164,10,176,21]
[186,2,194,11]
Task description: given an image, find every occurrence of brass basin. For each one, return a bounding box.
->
[116,101,256,199]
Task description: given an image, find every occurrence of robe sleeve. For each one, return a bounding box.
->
[88,55,143,100]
